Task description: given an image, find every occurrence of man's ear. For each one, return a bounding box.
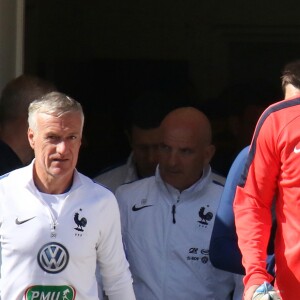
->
[28,128,35,149]
[205,144,216,165]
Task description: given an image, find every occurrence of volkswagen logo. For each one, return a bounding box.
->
[37,242,69,274]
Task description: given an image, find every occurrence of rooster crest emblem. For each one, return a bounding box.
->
[74,209,87,232]
[198,206,213,225]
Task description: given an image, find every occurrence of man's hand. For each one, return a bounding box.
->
[244,285,260,300]
[245,282,281,300]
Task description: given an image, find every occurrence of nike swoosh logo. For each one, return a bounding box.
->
[132,204,153,211]
[15,216,36,225]
[294,146,300,154]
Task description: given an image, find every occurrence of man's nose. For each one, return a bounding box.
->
[167,151,178,166]
[56,140,67,154]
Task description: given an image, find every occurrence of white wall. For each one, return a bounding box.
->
[0,0,24,92]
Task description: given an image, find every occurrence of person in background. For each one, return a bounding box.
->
[207,80,280,177]
[0,91,135,300]
[233,60,300,300]
[94,89,170,192]
[116,107,243,299]
[94,90,226,193]
[210,145,250,276]
[0,74,56,175]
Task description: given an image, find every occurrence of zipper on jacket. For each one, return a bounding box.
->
[172,204,176,224]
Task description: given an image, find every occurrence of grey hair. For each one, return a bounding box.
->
[28,91,84,130]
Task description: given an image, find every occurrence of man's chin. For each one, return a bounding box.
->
[49,167,70,177]
[161,175,181,187]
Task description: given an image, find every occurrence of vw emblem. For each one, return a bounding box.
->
[37,242,69,274]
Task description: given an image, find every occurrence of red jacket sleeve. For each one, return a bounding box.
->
[233,111,280,291]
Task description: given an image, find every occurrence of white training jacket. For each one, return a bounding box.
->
[94,153,138,193]
[0,162,135,300]
[116,165,243,300]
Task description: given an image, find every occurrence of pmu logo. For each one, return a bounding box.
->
[37,242,69,274]
[25,285,76,300]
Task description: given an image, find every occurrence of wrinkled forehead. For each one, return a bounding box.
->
[36,111,84,131]
[161,125,204,149]
[162,119,211,144]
